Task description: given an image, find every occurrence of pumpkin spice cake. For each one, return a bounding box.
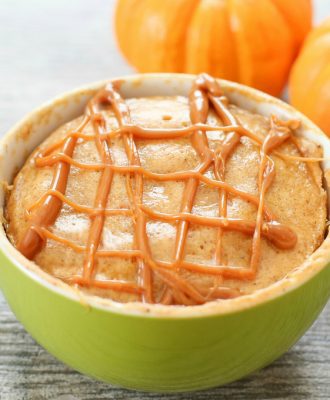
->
[5,74,327,305]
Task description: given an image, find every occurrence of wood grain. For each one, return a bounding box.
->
[0,1,329,399]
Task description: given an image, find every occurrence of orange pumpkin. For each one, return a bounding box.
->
[114,0,312,96]
[289,18,330,136]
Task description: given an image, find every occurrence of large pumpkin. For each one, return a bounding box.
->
[289,18,330,136]
[114,0,312,96]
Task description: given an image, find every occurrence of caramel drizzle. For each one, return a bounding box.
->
[17,74,302,305]
[17,116,90,260]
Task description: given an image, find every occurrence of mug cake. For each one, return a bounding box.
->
[5,73,327,306]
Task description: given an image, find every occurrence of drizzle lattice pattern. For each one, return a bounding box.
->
[18,74,299,305]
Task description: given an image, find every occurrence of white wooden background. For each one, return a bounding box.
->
[0,1,329,399]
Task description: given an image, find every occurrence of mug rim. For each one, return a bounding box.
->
[1,72,330,319]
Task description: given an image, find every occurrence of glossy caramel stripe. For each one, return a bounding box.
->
[102,84,154,303]
[63,275,143,295]
[209,94,240,264]
[26,189,132,217]
[81,102,116,282]
[250,117,292,272]
[172,75,215,267]
[17,116,90,259]
[160,76,214,303]
[140,205,296,249]
[36,123,264,149]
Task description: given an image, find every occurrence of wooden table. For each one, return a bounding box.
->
[0,1,329,398]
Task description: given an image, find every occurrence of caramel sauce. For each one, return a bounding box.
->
[17,74,303,306]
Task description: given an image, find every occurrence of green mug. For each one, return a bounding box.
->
[0,74,329,392]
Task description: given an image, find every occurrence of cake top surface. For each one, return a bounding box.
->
[6,74,327,306]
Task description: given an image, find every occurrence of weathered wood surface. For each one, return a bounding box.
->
[0,1,329,399]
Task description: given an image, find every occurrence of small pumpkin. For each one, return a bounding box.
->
[114,0,312,96]
[289,18,330,136]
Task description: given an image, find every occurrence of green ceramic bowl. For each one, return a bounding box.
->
[0,74,330,393]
